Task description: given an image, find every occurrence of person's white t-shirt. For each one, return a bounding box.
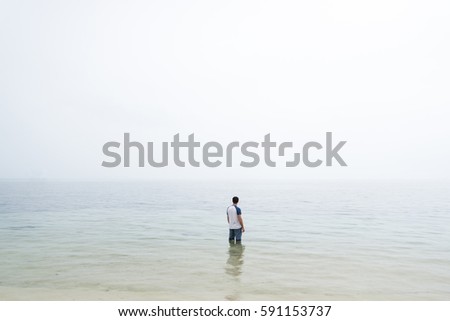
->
[227,205,242,229]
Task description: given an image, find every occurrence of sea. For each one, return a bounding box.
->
[0,180,449,300]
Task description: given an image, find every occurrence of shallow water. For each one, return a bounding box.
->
[0,180,449,300]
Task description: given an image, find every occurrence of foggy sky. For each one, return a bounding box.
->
[1,0,449,180]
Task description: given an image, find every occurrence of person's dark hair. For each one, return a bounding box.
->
[232,196,239,204]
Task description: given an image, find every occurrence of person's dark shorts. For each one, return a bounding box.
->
[229,228,242,242]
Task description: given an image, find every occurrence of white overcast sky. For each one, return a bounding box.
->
[0,0,449,180]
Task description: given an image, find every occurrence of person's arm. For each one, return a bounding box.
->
[238,215,245,232]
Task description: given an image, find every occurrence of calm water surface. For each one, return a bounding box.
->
[0,180,449,300]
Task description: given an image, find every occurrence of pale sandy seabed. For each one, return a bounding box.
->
[0,286,447,301]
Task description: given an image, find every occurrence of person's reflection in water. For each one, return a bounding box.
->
[225,242,245,301]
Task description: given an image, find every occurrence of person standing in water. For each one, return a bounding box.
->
[227,196,245,243]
